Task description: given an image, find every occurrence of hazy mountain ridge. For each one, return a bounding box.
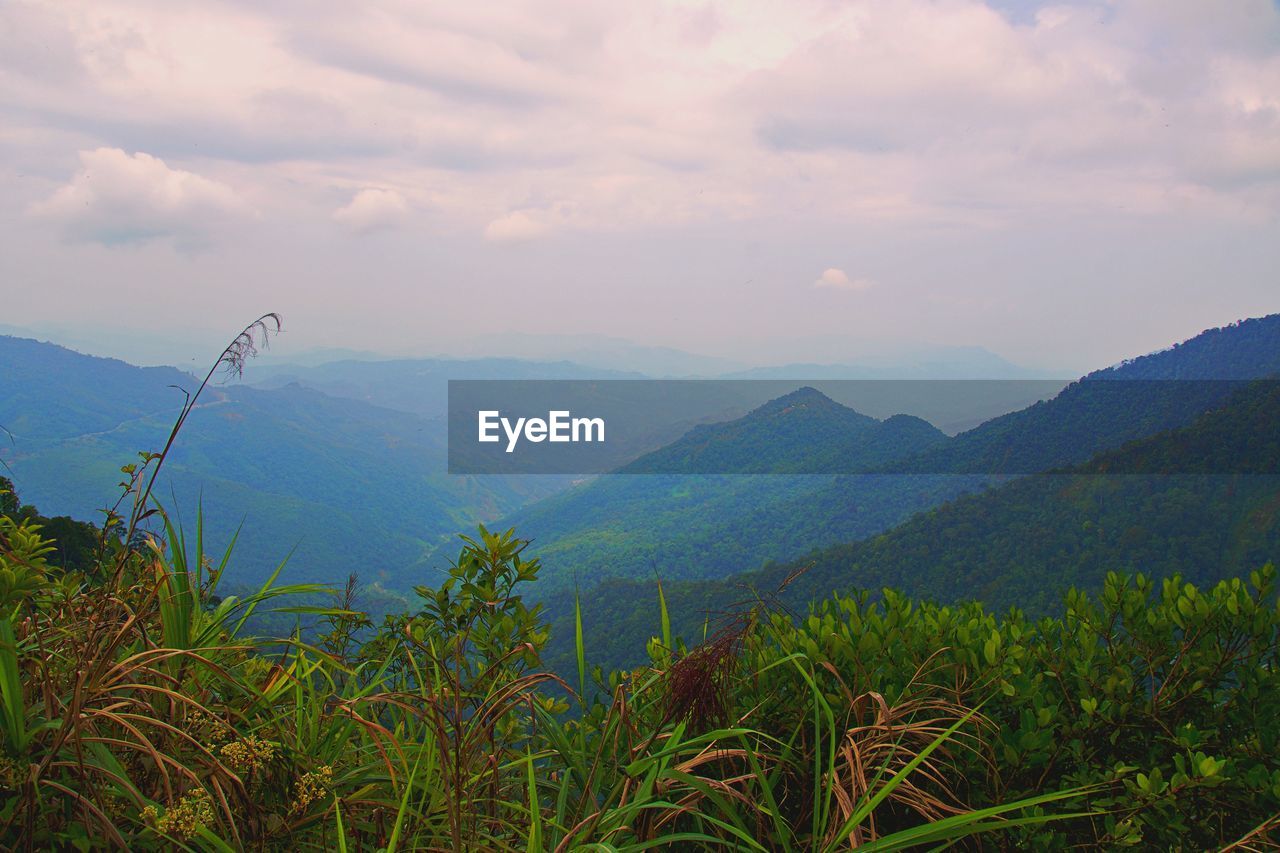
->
[7,313,1280,597]
[243,356,644,419]
[0,335,568,585]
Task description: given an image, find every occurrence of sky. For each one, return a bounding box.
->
[1,0,1278,373]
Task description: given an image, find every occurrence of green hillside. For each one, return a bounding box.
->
[618,387,945,474]
[483,315,1280,600]
[559,378,1280,674]
[0,336,564,586]
[4,453,1278,849]
[888,314,1280,475]
[487,388,960,593]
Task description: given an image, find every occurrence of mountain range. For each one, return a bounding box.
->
[4,314,1279,650]
[479,316,1280,600]
[0,337,571,584]
[554,377,1280,672]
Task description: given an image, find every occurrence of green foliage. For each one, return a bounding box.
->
[5,498,1277,848]
[0,515,54,609]
[737,566,1280,848]
[4,384,1280,848]
[0,488,1120,851]
[1,475,106,575]
[409,526,549,676]
[0,481,17,518]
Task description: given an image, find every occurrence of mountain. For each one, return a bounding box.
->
[0,322,270,369]
[0,336,197,440]
[777,378,1280,611]
[706,315,1280,562]
[471,388,954,593]
[618,387,944,475]
[242,357,643,420]
[476,314,1280,601]
[1098,316,1280,379]
[558,377,1280,675]
[9,313,1280,608]
[429,332,746,377]
[251,346,390,367]
[884,314,1280,476]
[720,349,1045,380]
[0,336,566,586]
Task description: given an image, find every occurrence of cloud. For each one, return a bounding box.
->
[742,0,1280,215]
[483,209,553,242]
[27,148,246,247]
[332,188,410,234]
[1,0,1278,372]
[814,268,875,292]
[8,0,1280,235]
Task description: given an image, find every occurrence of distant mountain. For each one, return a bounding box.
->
[242,357,642,419]
[721,342,1048,378]
[0,336,566,586]
[721,355,1043,381]
[0,336,197,440]
[435,332,745,377]
[556,377,1280,675]
[777,379,1280,612]
[0,323,237,369]
[251,347,390,367]
[10,312,1280,615]
[1095,315,1280,379]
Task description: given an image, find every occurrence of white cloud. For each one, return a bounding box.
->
[483,209,553,242]
[814,268,874,292]
[27,148,246,247]
[332,188,410,234]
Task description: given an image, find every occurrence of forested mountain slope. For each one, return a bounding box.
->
[558,378,1280,673]
[618,387,945,474]
[485,388,961,592]
[490,314,1280,598]
[887,314,1280,475]
[0,336,564,585]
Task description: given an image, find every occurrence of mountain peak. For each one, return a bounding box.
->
[753,386,842,415]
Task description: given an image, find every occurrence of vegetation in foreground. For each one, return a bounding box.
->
[2,482,1279,848]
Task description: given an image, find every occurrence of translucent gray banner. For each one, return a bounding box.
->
[447,378,1277,475]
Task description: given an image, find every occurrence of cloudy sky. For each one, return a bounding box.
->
[2,0,1278,372]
